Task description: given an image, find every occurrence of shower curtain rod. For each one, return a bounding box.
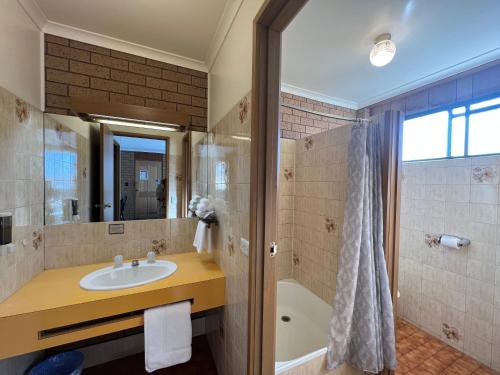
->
[281,102,369,123]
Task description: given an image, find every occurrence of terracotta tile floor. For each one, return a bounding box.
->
[396,319,497,375]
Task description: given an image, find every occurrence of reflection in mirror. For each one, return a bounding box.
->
[44,113,208,224]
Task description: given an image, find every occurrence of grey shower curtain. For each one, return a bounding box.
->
[327,121,397,372]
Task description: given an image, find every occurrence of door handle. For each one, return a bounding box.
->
[270,242,278,257]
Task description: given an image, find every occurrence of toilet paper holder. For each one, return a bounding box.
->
[439,234,470,249]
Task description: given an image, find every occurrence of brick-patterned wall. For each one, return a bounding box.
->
[44,34,208,129]
[280,92,357,139]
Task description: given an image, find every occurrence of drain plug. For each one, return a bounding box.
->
[281,315,291,322]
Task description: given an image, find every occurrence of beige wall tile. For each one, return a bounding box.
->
[206,92,251,375]
[399,155,500,369]
[0,86,44,303]
[44,217,195,269]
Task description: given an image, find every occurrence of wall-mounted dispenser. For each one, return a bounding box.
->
[66,199,80,223]
[71,199,80,222]
[0,212,13,245]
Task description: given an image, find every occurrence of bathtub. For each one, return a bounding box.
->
[275,279,331,374]
[275,279,361,375]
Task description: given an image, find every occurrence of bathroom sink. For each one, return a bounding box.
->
[80,260,177,291]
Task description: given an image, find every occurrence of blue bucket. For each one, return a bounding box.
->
[28,351,84,375]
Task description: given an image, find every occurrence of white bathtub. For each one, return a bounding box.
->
[275,279,332,374]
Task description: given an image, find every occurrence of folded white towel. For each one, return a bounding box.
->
[193,221,213,253]
[144,301,192,373]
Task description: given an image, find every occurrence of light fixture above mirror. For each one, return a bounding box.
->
[70,96,190,132]
[89,115,178,132]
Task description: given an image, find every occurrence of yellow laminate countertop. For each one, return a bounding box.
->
[0,252,225,359]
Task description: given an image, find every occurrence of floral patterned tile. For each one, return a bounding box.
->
[472,166,498,184]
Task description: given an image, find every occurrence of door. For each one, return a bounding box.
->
[100,124,114,221]
[250,2,308,374]
[113,142,121,220]
[135,156,163,220]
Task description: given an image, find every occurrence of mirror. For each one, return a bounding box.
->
[43,113,208,224]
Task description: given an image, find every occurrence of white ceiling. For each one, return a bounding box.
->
[34,0,228,62]
[282,0,500,109]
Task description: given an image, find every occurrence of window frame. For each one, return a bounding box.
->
[403,92,500,162]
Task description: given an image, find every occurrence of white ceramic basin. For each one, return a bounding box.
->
[80,260,177,291]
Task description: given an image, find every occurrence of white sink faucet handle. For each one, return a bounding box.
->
[114,254,123,268]
[147,251,156,263]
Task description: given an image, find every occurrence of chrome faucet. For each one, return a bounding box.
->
[131,259,140,267]
[114,254,123,268]
[147,251,156,263]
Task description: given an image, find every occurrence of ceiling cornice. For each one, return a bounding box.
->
[18,0,209,72]
[17,0,47,31]
[281,83,359,110]
[357,48,500,109]
[18,0,244,73]
[205,0,244,71]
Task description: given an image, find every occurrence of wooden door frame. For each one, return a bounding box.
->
[249,1,402,374]
[248,1,308,374]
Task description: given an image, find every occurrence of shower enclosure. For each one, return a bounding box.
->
[272,110,401,374]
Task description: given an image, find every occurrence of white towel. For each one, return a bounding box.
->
[193,221,213,253]
[144,301,192,373]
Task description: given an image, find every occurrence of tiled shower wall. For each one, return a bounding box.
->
[398,157,500,370]
[276,139,295,280]
[292,126,350,304]
[206,94,251,375]
[277,124,352,305]
[0,85,44,303]
[276,92,356,299]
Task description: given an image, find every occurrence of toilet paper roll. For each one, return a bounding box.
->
[439,234,470,249]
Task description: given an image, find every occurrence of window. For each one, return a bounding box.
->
[402,95,500,161]
[402,111,449,161]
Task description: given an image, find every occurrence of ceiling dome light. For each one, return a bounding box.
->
[370,33,396,67]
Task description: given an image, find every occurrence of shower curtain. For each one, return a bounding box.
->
[327,120,396,372]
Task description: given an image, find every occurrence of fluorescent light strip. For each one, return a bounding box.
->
[232,135,251,141]
[90,114,180,127]
[89,114,182,130]
[97,118,176,131]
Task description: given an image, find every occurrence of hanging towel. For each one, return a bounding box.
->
[144,301,192,373]
[193,220,213,253]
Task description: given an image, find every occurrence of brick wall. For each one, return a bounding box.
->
[44,34,208,129]
[280,92,357,139]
